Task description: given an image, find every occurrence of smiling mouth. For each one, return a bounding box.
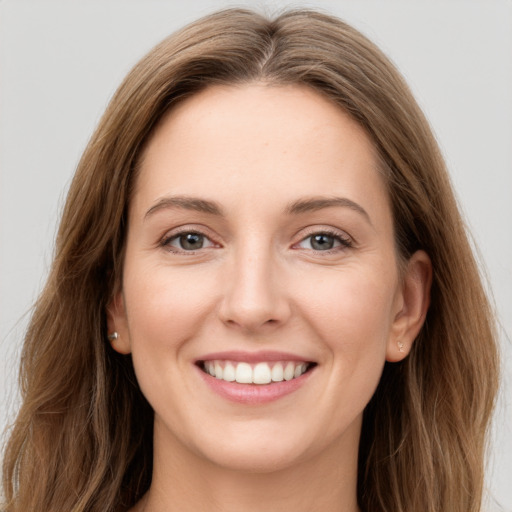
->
[198,360,316,385]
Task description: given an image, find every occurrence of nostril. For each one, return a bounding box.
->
[217,277,292,332]
[220,314,281,333]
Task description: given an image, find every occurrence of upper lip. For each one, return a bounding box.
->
[196,350,315,364]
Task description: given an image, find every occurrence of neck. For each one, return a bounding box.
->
[136,419,361,512]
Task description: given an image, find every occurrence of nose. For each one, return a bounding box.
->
[218,247,291,334]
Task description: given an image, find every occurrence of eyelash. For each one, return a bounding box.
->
[159,227,353,254]
[293,228,353,253]
[160,228,218,254]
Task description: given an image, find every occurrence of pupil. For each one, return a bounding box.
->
[311,234,334,250]
[180,233,203,250]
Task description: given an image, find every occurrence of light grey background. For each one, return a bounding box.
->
[1,0,511,509]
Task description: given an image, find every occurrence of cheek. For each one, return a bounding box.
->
[120,263,220,424]
[305,269,395,422]
[293,263,396,411]
[296,264,397,354]
[122,262,218,359]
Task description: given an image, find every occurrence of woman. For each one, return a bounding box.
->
[2,8,499,512]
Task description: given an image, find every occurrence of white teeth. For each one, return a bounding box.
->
[223,362,236,382]
[214,362,223,380]
[235,362,253,384]
[203,360,310,384]
[271,363,284,382]
[253,362,272,384]
[284,362,295,381]
[294,363,306,378]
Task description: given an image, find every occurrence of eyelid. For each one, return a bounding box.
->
[292,226,354,251]
[159,225,221,253]
[157,224,353,254]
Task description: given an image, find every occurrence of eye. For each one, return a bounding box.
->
[297,231,352,251]
[162,231,215,252]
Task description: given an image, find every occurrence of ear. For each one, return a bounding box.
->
[386,250,432,362]
[106,292,132,354]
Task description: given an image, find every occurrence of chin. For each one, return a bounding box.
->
[199,439,310,474]
[182,415,351,475]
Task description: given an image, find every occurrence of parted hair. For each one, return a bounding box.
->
[2,8,498,512]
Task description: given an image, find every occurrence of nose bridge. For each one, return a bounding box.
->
[219,237,289,331]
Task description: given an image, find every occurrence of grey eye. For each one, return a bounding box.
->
[296,232,351,252]
[177,233,205,250]
[310,234,335,250]
[164,232,215,252]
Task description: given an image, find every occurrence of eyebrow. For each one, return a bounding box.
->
[144,194,372,226]
[145,196,224,219]
[286,196,373,226]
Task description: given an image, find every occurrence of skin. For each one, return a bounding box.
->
[108,84,431,512]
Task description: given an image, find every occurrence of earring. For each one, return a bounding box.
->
[397,341,405,353]
[108,332,119,341]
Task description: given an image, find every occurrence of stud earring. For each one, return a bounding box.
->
[107,332,118,341]
[397,341,405,353]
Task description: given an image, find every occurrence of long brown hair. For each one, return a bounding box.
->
[2,8,499,512]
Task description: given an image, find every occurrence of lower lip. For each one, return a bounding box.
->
[196,365,314,404]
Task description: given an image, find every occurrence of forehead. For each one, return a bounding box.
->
[132,83,389,220]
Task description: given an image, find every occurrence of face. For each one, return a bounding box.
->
[109,84,429,473]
